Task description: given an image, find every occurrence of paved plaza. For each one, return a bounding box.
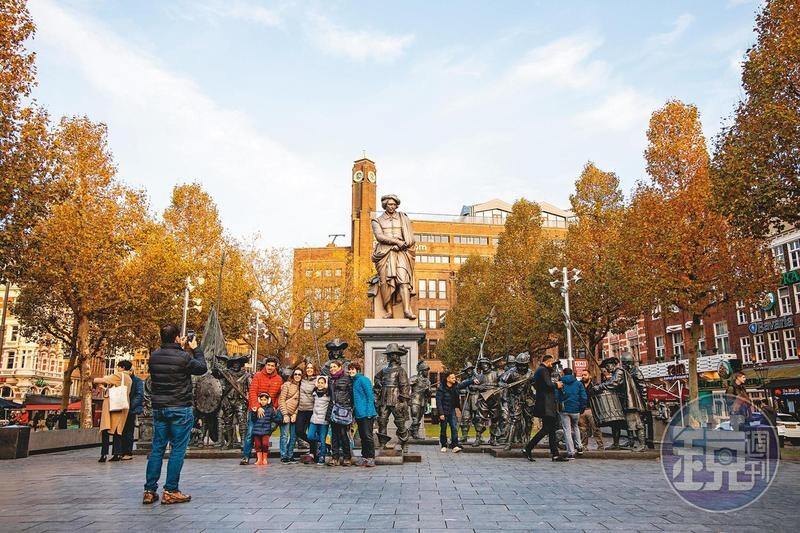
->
[0,446,797,533]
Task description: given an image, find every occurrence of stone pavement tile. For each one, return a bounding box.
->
[393,519,449,529]
[419,530,475,533]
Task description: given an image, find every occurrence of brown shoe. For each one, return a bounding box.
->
[142,491,159,505]
[342,458,352,467]
[161,490,191,505]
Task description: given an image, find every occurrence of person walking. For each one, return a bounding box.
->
[143,324,207,505]
[435,371,470,453]
[726,371,751,431]
[278,368,302,464]
[118,360,144,460]
[327,360,354,466]
[349,362,377,467]
[578,370,604,451]
[93,360,134,463]
[295,361,319,464]
[523,355,567,462]
[556,368,587,459]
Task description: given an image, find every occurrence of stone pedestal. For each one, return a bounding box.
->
[357,318,425,380]
[358,318,426,446]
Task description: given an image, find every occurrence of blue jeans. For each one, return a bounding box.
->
[307,423,328,462]
[144,406,193,492]
[279,422,296,459]
[242,414,254,459]
[439,412,459,448]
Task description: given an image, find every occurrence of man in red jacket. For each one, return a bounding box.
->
[249,356,283,416]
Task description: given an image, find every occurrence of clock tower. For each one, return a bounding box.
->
[351,157,377,282]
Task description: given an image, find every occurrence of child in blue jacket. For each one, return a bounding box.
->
[251,392,279,466]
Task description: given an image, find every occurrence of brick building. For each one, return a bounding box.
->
[293,157,573,371]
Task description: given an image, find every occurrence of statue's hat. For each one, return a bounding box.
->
[600,357,619,368]
[325,338,348,352]
[384,343,407,356]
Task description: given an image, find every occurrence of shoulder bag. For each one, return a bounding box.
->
[108,373,130,412]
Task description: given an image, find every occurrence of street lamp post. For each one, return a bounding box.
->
[754,363,770,406]
[548,266,581,369]
[251,311,260,370]
[181,276,204,337]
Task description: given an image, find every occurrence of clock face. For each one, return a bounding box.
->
[353,170,364,183]
[367,171,376,183]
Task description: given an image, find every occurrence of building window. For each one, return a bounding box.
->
[418,279,427,299]
[788,239,800,270]
[9,326,19,342]
[0,386,11,398]
[314,288,322,300]
[416,255,449,264]
[438,310,446,328]
[453,256,469,264]
[418,309,428,329]
[304,288,312,300]
[773,245,787,273]
[324,269,332,277]
[335,268,342,277]
[323,311,331,329]
[305,270,312,278]
[779,287,792,316]
[697,332,706,354]
[427,280,436,300]
[428,309,437,329]
[671,331,684,357]
[764,303,777,319]
[751,308,761,322]
[5,351,14,369]
[740,337,752,364]
[417,233,449,243]
[795,285,800,312]
[314,270,321,278]
[303,313,312,330]
[454,235,489,245]
[655,336,665,361]
[736,301,748,325]
[438,280,447,299]
[754,334,766,362]
[784,329,798,359]
[768,331,782,361]
[334,287,342,300]
[714,322,730,354]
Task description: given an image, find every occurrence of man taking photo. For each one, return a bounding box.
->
[143,324,207,505]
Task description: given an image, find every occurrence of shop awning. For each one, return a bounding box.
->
[0,399,23,409]
[742,363,800,384]
[24,401,80,411]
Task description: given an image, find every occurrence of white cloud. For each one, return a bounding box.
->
[446,35,608,112]
[307,13,415,63]
[649,13,694,46]
[29,0,331,247]
[573,88,657,132]
[169,0,284,27]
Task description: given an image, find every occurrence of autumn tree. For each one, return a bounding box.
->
[15,117,188,426]
[563,162,642,369]
[627,101,775,408]
[163,183,256,341]
[440,200,562,372]
[0,0,56,281]
[711,0,800,237]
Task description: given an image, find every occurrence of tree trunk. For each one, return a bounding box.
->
[60,354,77,410]
[687,313,703,422]
[76,316,94,429]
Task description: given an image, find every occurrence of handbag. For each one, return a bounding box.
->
[330,403,353,425]
[108,373,129,412]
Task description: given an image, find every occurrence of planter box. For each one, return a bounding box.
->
[0,425,31,459]
[28,428,101,455]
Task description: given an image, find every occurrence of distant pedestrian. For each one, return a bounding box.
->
[327,360,354,466]
[278,367,302,464]
[295,362,319,464]
[251,392,278,466]
[93,360,134,463]
[578,370,604,450]
[142,324,207,505]
[349,362,377,467]
[556,368,587,458]
[435,371,469,453]
[523,355,567,462]
[118,360,144,460]
[726,372,751,431]
[307,376,331,465]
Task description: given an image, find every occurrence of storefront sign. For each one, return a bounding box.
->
[774,387,800,397]
[663,373,689,381]
[782,269,800,286]
[748,315,794,334]
[573,359,588,374]
[760,292,777,312]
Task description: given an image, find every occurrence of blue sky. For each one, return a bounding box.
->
[27,0,761,247]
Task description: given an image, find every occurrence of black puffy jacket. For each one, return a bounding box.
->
[436,380,470,417]
[148,343,207,409]
[328,371,354,408]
